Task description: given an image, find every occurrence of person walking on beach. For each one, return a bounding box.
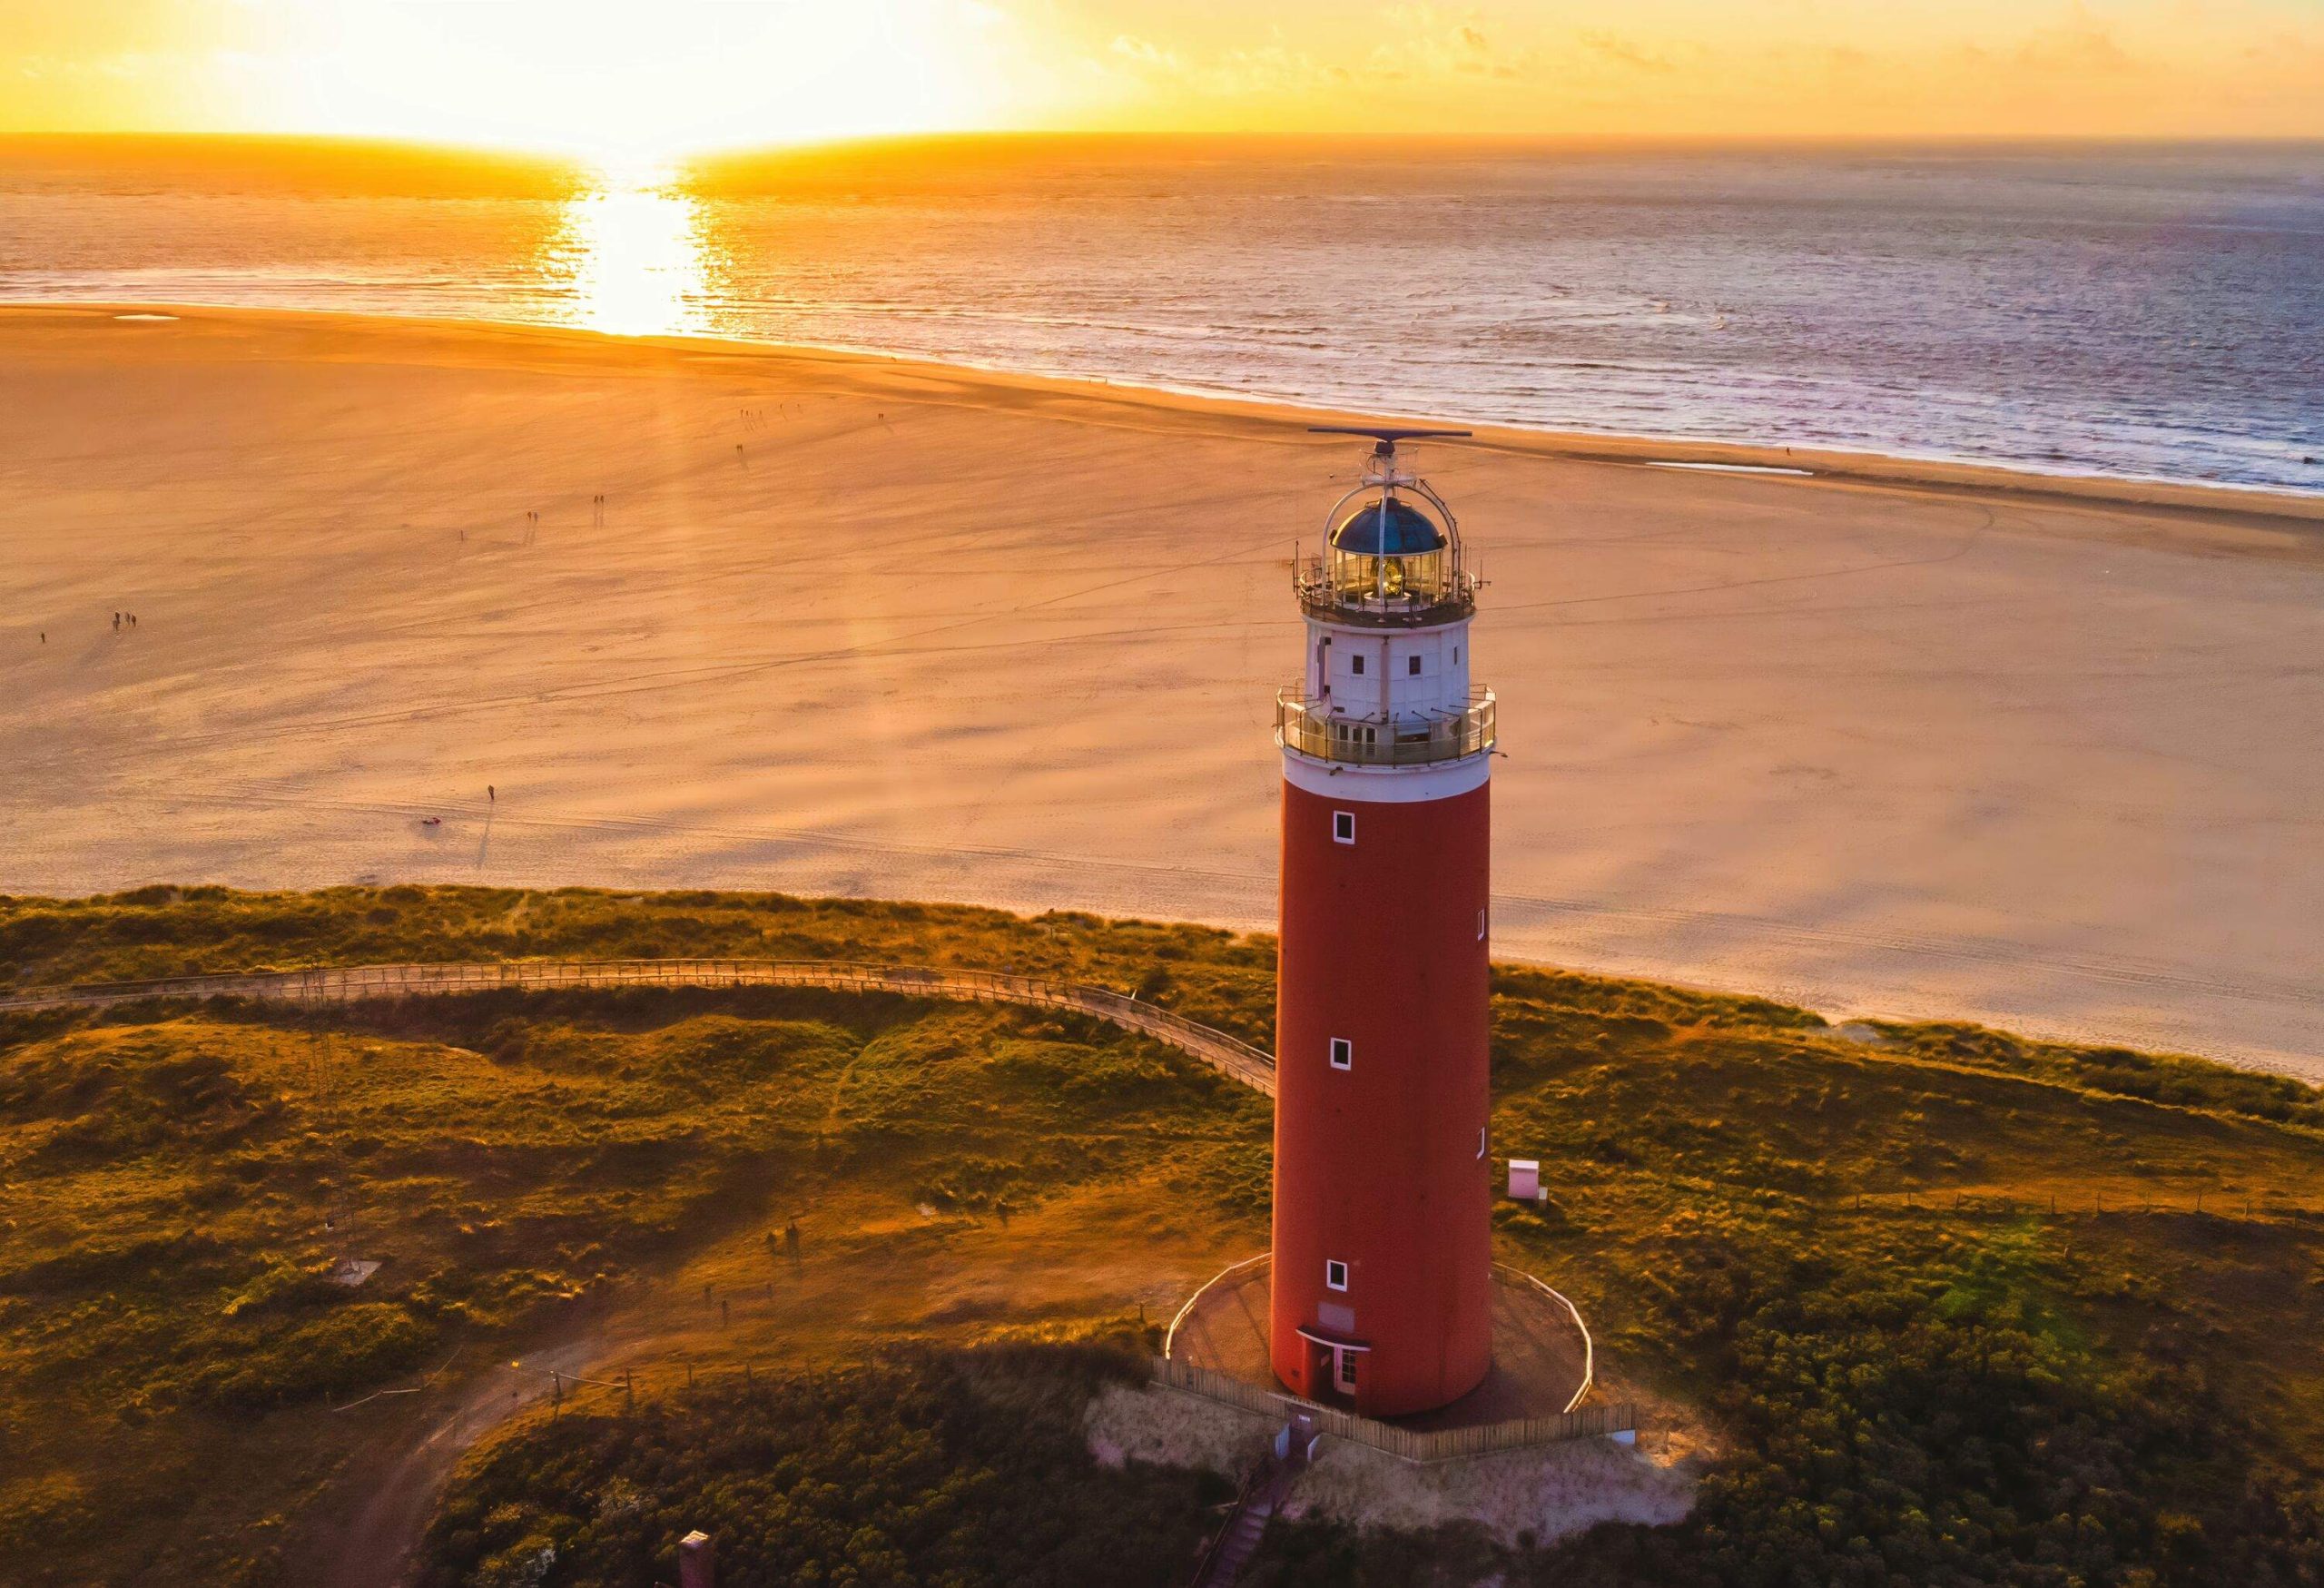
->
[487,784,496,803]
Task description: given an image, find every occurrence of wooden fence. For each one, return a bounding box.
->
[1148,1356,1636,1465]
[0,958,1278,1096]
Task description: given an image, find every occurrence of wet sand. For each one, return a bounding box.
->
[3,304,2319,1074]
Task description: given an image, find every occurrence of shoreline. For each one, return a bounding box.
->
[8,300,2320,530]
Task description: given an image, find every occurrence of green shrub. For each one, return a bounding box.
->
[190,1301,435,1409]
[420,1344,1225,1588]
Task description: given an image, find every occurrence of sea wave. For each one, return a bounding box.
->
[2,141,2318,494]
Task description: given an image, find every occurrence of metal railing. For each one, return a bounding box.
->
[1276,687,1495,767]
[1294,554,1476,627]
[0,959,1278,1097]
[1493,1260,1597,1413]
[1160,1253,1600,1464]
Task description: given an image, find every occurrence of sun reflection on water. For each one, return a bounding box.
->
[556,167,711,338]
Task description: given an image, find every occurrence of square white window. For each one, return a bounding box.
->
[1333,811,1355,845]
[1329,1037,1353,1070]
[1407,655,1422,676]
[1324,1259,1349,1292]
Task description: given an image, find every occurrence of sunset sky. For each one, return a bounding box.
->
[5,0,2321,156]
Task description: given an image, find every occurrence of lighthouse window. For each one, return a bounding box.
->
[1408,655,1422,676]
[1351,654,1365,676]
[1333,811,1355,844]
[1325,1259,1349,1292]
[1329,1037,1353,1070]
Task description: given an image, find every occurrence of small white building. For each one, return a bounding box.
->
[1507,1159,1541,1202]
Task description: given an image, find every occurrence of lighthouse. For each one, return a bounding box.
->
[1270,427,1496,1417]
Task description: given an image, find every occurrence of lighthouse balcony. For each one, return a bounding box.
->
[1295,554,1477,627]
[1276,688,1496,766]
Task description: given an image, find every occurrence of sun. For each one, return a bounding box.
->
[272,0,1025,162]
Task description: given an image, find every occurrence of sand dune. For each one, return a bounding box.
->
[3,305,2319,1074]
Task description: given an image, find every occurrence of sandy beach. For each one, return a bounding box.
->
[3,304,2319,1074]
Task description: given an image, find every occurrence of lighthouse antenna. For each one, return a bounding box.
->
[1307,425,1472,460]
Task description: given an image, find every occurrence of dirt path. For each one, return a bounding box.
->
[290,1175,1252,1587]
[302,1335,610,1588]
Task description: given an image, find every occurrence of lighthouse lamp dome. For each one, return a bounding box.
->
[1325,492,1459,608]
[1331,496,1448,557]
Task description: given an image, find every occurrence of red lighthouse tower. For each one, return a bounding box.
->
[1271,428,1496,1417]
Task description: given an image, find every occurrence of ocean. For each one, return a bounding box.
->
[3,136,2318,493]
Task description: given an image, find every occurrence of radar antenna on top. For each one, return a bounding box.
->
[1307,425,1472,459]
[1310,427,1472,490]
[1299,425,1477,613]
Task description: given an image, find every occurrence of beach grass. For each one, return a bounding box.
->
[2,886,2320,1584]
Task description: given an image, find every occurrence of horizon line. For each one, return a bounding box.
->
[6,127,2324,163]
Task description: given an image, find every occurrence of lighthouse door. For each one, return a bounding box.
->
[1300,1334,1368,1407]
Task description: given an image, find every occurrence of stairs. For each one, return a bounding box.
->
[1196,1489,1275,1587]
[1193,1447,1305,1588]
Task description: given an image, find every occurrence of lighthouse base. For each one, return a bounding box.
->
[1167,1257,1591,1432]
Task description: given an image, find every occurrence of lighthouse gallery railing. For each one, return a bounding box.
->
[1275,687,1496,767]
[1293,553,1477,626]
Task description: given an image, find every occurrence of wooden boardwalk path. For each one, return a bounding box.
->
[0,957,1278,1095]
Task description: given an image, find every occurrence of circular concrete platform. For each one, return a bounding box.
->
[1166,1255,1592,1430]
